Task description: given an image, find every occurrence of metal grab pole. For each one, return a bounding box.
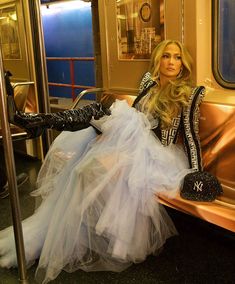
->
[28,0,53,153]
[0,55,28,282]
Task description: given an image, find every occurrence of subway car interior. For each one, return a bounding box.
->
[0,0,235,283]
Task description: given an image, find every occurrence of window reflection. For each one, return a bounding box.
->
[0,5,21,60]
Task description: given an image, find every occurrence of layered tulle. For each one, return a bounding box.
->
[0,100,192,283]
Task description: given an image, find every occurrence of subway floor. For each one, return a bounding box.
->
[0,151,235,284]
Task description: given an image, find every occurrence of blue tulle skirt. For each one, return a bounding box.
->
[0,100,192,283]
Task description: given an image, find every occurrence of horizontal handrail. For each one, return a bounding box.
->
[48,82,94,90]
[12,82,34,89]
[47,57,94,61]
[0,132,28,141]
[71,88,104,109]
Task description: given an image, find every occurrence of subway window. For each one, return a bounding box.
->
[213,0,235,88]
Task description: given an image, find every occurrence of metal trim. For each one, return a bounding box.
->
[212,0,235,89]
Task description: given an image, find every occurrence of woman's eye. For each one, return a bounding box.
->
[162,54,169,58]
[176,56,182,60]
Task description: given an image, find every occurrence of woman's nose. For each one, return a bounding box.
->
[169,57,174,64]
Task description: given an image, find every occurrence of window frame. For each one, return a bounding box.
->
[212,0,235,89]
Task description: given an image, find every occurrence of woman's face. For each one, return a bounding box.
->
[159,43,183,82]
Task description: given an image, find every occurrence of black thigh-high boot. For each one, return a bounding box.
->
[5,70,109,138]
[10,103,109,138]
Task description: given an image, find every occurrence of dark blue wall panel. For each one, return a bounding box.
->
[74,61,95,86]
[42,4,95,98]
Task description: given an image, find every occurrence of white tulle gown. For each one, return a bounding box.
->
[0,100,192,283]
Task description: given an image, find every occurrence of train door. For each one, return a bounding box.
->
[0,0,52,160]
[0,0,52,281]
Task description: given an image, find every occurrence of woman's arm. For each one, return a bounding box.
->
[181,86,223,201]
[182,86,205,171]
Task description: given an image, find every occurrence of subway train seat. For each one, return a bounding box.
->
[72,88,235,233]
[0,82,35,140]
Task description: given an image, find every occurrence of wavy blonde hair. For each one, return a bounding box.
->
[147,40,193,129]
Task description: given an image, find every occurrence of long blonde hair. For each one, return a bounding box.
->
[147,40,193,129]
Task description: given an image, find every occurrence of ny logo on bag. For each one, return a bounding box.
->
[193,181,203,192]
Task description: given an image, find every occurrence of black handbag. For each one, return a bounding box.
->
[181,171,223,202]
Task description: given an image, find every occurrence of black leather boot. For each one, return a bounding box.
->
[12,103,109,138]
[5,71,110,138]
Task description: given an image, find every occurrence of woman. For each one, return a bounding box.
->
[0,40,221,283]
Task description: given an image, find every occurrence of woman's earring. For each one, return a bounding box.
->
[156,72,160,80]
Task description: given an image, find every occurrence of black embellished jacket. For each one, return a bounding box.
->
[132,72,205,172]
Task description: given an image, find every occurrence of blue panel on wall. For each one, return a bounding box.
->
[46,60,95,99]
[74,61,95,86]
[41,2,95,98]
[49,85,72,98]
[42,6,94,57]
[47,60,71,83]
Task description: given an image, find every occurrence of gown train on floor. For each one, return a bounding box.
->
[0,100,192,283]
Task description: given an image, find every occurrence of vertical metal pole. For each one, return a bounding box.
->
[36,0,53,150]
[28,0,53,153]
[34,0,51,116]
[91,0,103,101]
[0,55,28,282]
[70,59,76,101]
